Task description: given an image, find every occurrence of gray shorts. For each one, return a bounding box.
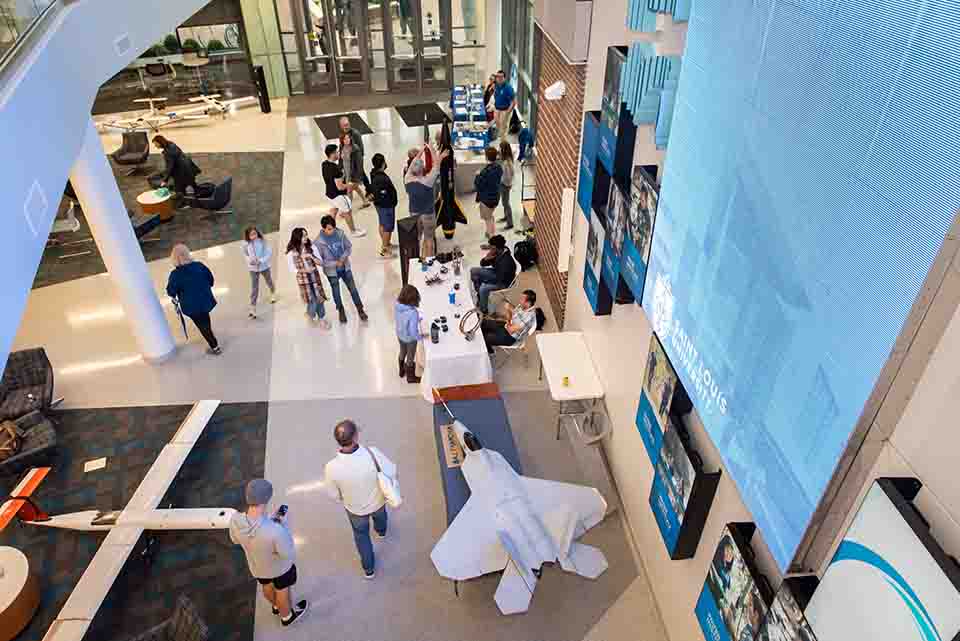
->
[417,213,437,237]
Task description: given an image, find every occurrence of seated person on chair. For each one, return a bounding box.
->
[152,135,201,197]
[481,289,536,355]
[470,234,516,314]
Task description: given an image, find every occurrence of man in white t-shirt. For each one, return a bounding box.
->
[324,419,396,579]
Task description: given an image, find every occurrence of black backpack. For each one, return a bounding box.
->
[514,239,537,270]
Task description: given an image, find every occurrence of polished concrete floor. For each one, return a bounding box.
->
[10,98,664,641]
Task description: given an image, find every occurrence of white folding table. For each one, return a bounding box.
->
[535,332,605,438]
[409,258,493,401]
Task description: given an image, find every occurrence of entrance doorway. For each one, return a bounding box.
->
[287,0,455,96]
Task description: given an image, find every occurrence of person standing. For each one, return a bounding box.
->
[369,153,398,258]
[166,243,221,355]
[339,116,371,207]
[152,135,201,197]
[315,215,369,324]
[480,289,537,354]
[395,284,424,384]
[474,146,503,245]
[404,148,450,258]
[324,419,396,579]
[493,69,516,139]
[497,140,516,230]
[323,143,366,238]
[229,479,308,627]
[244,226,277,319]
[470,234,517,313]
[285,227,331,329]
[483,74,496,123]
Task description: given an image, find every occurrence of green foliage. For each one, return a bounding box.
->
[181,38,201,53]
[163,34,180,52]
[142,44,168,58]
[206,39,226,51]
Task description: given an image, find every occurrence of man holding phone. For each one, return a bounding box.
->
[229,479,307,627]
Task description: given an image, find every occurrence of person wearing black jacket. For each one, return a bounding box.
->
[369,153,398,258]
[474,146,503,245]
[470,234,517,314]
[152,135,200,197]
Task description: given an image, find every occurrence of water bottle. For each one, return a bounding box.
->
[449,289,456,304]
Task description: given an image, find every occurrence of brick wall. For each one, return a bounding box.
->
[533,26,586,328]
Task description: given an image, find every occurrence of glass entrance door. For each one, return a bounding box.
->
[384,0,452,92]
[418,0,451,90]
[297,0,335,93]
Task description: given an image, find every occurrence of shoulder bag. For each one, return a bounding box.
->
[367,447,402,508]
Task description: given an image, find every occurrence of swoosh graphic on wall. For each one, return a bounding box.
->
[831,540,940,641]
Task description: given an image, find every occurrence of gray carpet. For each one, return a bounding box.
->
[262,391,637,641]
[287,90,450,118]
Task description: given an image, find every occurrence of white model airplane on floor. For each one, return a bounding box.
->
[98,94,256,133]
[0,400,232,641]
[430,420,610,615]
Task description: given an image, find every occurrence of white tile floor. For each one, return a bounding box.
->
[11,102,661,641]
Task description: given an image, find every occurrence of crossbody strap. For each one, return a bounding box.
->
[365,447,382,473]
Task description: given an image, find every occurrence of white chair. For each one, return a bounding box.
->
[492,323,537,370]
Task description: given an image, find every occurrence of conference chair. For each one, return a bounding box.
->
[182,177,233,215]
[111,131,151,176]
[492,322,537,371]
[142,61,177,92]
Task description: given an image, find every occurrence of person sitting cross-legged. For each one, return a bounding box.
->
[481,289,537,355]
[470,234,516,314]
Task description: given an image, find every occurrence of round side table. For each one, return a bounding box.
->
[0,547,40,641]
[137,189,174,222]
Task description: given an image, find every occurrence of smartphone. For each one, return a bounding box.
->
[273,504,288,521]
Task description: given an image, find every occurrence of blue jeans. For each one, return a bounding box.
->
[306,288,326,320]
[347,505,387,573]
[471,267,505,314]
[327,269,364,311]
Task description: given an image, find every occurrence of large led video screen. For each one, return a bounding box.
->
[696,526,769,641]
[640,0,958,568]
[805,481,960,641]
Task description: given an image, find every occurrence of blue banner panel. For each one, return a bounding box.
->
[650,468,682,553]
[578,113,601,219]
[601,235,621,293]
[635,390,663,464]
[621,238,648,300]
[696,586,734,641]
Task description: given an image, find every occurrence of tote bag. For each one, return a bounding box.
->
[367,448,402,508]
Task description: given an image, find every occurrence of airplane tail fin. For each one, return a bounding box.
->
[0,467,51,531]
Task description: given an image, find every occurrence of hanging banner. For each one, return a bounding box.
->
[621,167,658,301]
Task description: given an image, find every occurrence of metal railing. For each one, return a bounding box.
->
[0,0,62,74]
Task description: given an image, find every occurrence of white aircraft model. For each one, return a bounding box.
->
[98,94,256,133]
[0,400,233,641]
[430,420,610,615]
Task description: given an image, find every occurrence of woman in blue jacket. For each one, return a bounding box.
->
[474,146,503,245]
[166,243,221,355]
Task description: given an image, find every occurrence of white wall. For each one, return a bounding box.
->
[565,207,782,641]
[0,0,213,374]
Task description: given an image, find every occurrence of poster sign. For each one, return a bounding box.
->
[649,425,696,553]
[636,333,679,463]
[621,167,658,300]
[583,211,611,315]
[578,112,601,220]
[601,182,629,292]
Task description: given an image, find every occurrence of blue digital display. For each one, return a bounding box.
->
[642,0,957,568]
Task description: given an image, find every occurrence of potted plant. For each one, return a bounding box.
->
[182,38,201,54]
[163,34,180,53]
[206,39,226,52]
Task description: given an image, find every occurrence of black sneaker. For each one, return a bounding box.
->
[273,600,305,617]
[338,307,347,323]
[358,308,369,322]
[364,568,376,580]
[281,601,308,627]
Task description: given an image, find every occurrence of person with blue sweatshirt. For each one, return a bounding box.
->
[315,215,368,324]
[395,284,424,383]
[166,243,221,355]
[243,226,277,319]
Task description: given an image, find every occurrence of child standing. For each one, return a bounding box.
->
[395,284,424,384]
[243,226,277,319]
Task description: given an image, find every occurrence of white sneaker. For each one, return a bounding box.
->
[248,306,257,319]
[352,228,367,238]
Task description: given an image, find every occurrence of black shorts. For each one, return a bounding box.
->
[256,564,297,590]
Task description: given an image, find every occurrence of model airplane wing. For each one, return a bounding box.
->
[40,400,221,641]
[430,494,508,581]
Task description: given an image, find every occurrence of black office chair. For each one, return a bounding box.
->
[182,177,233,215]
[112,131,150,176]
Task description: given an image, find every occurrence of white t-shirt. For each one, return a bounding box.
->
[324,445,396,516]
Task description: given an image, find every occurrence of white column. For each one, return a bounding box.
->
[69,119,175,363]
[486,0,501,76]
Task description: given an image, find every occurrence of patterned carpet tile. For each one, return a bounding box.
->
[34,152,283,289]
[0,402,266,641]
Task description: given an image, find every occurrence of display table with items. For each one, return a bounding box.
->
[451,122,492,195]
[451,84,489,123]
[0,547,40,641]
[535,332,605,439]
[410,257,493,402]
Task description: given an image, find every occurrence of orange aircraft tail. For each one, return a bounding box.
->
[0,467,51,531]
